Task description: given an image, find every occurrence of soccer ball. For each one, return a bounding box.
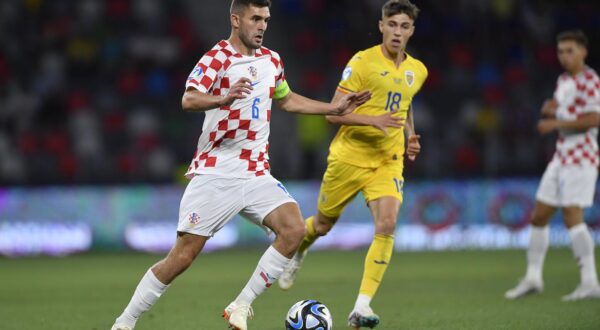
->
[285,299,332,330]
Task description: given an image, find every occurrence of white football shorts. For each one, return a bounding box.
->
[536,160,598,208]
[177,174,297,237]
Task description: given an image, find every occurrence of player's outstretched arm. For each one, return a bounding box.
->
[325,90,405,135]
[182,78,253,112]
[276,90,371,116]
[537,112,600,135]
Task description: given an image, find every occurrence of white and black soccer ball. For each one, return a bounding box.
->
[285,299,332,330]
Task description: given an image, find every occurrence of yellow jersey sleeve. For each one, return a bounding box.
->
[414,61,428,94]
[337,52,367,94]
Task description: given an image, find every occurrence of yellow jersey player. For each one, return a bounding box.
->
[278,0,427,328]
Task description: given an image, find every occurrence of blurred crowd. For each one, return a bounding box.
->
[1,0,599,185]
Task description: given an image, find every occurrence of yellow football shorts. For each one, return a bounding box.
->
[317,158,404,218]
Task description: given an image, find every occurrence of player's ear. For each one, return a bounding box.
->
[379,20,384,34]
[582,46,588,60]
[231,13,241,29]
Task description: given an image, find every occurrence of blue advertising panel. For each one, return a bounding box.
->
[1,179,599,256]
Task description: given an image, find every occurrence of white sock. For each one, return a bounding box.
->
[354,293,372,310]
[115,269,169,327]
[525,225,549,281]
[235,245,290,305]
[568,223,599,286]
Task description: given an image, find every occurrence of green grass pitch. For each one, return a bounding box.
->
[1,249,599,329]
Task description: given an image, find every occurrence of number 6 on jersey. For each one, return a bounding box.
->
[252,97,261,119]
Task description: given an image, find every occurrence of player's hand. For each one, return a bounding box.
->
[371,111,405,135]
[331,91,372,116]
[541,99,558,118]
[406,134,421,161]
[537,119,557,135]
[220,78,253,106]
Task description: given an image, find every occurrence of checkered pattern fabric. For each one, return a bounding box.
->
[184,40,286,178]
[553,67,600,166]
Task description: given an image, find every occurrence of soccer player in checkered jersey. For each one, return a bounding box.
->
[278,1,427,328]
[110,1,371,329]
[505,30,600,301]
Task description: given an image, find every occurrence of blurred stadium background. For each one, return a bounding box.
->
[1,0,600,329]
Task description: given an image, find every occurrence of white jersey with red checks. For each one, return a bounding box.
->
[552,66,600,167]
[184,40,286,178]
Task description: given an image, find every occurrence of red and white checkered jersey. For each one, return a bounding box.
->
[184,40,286,178]
[552,66,600,167]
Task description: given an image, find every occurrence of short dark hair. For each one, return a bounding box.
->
[231,0,271,14]
[557,29,588,48]
[382,0,419,20]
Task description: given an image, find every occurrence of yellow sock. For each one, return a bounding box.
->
[359,234,394,298]
[297,216,318,254]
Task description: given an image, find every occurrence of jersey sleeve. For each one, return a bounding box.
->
[415,61,429,94]
[581,72,600,113]
[185,49,227,93]
[552,76,563,101]
[273,55,291,100]
[337,52,366,94]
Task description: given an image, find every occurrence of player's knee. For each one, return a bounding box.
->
[562,207,584,228]
[530,213,549,227]
[314,216,336,236]
[375,216,397,235]
[313,222,332,236]
[284,220,307,245]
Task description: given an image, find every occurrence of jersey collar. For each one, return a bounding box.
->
[377,45,412,70]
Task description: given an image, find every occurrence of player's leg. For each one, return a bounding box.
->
[224,176,304,330]
[279,159,367,290]
[526,202,556,281]
[348,163,402,329]
[112,233,208,330]
[560,165,600,301]
[302,159,366,248]
[278,211,339,290]
[505,201,556,299]
[348,197,399,329]
[298,211,339,259]
[562,206,600,300]
[360,196,399,301]
[506,161,559,300]
[112,175,242,329]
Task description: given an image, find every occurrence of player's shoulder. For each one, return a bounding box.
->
[207,40,237,57]
[558,72,570,81]
[405,53,428,76]
[256,46,280,58]
[199,40,242,69]
[345,46,377,70]
[357,45,380,61]
[583,66,600,82]
[257,46,283,65]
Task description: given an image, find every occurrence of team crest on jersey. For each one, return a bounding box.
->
[188,213,200,224]
[248,66,258,80]
[405,71,415,87]
[342,67,353,81]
